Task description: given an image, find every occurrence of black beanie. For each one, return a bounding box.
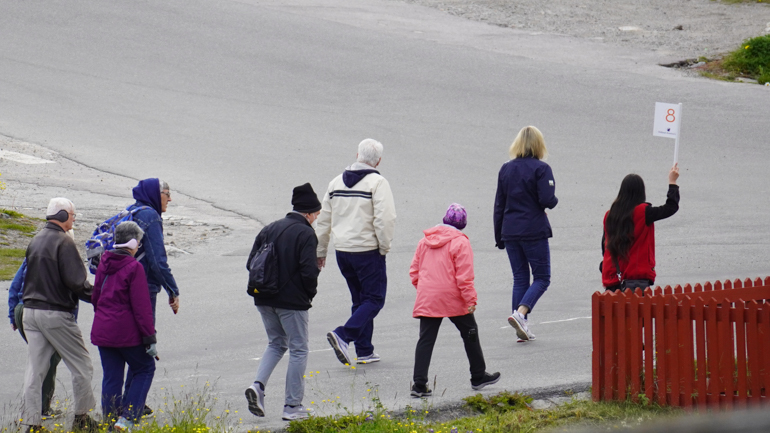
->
[292,183,322,213]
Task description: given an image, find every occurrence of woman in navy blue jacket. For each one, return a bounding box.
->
[494,126,558,342]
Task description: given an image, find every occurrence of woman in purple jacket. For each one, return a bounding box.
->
[91,221,157,431]
[494,126,558,343]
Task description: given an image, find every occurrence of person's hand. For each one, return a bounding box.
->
[11,323,17,331]
[169,296,179,314]
[468,305,476,314]
[146,343,158,359]
[668,163,680,185]
[317,257,326,270]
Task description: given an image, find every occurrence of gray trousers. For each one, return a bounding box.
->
[254,306,308,406]
[21,309,95,426]
[15,304,61,414]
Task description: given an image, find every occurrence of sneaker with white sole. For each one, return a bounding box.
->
[508,311,535,341]
[356,353,380,364]
[471,372,501,390]
[327,331,352,365]
[410,384,432,398]
[113,417,134,432]
[245,383,265,417]
[281,405,314,421]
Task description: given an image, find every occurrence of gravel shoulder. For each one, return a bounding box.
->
[391,0,770,60]
[0,134,260,286]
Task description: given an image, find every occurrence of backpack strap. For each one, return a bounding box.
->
[267,219,302,291]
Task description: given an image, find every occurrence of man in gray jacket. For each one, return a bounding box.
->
[20,198,97,433]
[316,139,397,366]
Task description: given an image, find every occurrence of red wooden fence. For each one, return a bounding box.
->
[592,277,770,408]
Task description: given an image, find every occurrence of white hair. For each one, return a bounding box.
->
[356,139,383,167]
[159,179,169,192]
[46,197,74,218]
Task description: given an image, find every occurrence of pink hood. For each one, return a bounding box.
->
[410,225,477,318]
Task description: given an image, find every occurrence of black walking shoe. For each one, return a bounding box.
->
[471,372,501,390]
[410,384,432,398]
[71,414,99,433]
[41,408,62,419]
[143,404,154,416]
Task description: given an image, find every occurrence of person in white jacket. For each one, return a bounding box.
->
[316,138,396,366]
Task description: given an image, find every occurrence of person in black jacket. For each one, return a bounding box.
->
[244,183,321,421]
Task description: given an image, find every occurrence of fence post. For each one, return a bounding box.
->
[592,292,603,402]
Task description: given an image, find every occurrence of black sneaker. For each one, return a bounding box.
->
[471,372,501,391]
[410,384,432,398]
[143,404,154,416]
[71,414,99,433]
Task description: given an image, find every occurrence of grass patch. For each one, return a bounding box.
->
[0,249,25,280]
[697,35,770,84]
[0,222,36,233]
[723,35,770,83]
[287,393,682,433]
[1,209,25,219]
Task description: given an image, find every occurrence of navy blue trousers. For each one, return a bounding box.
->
[99,345,155,422]
[334,250,387,357]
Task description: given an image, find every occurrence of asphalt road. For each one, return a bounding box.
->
[1,0,769,430]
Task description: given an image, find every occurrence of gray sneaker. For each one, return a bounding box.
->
[245,384,265,417]
[327,331,352,365]
[282,405,314,421]
[508,311,535,341]
[356,353,380,364]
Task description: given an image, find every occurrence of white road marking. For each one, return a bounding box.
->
[500,316,592,329]
[539,316,592,324]
[0,150,55,164]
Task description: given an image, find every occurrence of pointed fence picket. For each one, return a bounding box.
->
[592,277,770,409]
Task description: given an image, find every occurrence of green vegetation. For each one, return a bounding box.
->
[2,381,237,433]
[287,392,682,433]
[0,249,25,280]
[698,34,770,84]
[0,209,42,280]
[723,35,770,84]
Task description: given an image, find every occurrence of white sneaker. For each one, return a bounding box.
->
[356,353,380,364]
[114,417,134,432]
[327,331,352,365]
[508,311,536,341]
[282,405,314,421]
[245,383,265,417]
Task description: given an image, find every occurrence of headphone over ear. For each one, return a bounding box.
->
[46,209,70,223]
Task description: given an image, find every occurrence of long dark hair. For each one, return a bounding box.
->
[605,174,646,261]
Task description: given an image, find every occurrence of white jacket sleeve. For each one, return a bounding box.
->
[315,187,333,258]
[372,177,397,255]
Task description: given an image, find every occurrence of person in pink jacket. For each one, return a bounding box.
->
[408,204,500,397]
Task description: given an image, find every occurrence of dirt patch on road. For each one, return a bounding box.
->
[392,0,770,60]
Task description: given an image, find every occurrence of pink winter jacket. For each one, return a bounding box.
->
[410,224,477,318]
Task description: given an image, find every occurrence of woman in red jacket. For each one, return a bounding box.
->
[602,164,680,291]
[409,204,500,398]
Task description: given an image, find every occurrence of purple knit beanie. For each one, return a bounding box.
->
[443,203,467,230]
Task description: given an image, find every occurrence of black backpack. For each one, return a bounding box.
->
[247,221,297,298]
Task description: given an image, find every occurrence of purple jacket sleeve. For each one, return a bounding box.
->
[129,263,157,345]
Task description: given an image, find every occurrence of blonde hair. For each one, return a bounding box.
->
[509,126,548,160]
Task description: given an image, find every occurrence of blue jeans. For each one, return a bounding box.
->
[99,345,155,422]
[334,250,387,357]
[254,306,309,406]
[504,239,551,315]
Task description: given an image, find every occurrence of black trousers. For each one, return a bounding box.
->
[413,314,486,386]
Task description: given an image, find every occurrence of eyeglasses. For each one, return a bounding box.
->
[161,191,171,199]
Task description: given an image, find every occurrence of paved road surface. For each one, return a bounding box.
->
[1,0,769,430]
